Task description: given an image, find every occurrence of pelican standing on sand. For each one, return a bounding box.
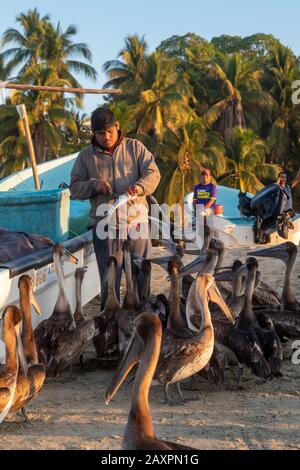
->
[35,244,96,376]
[250,242,300,339]
[250,242,299,311]
[213,258,272,383]
[237,258,282,377]
[73,267,88,325]
[10,275,46,422]
[34,243,78,364]
[155,269,234,405]
[0,306,21,423]
[93,254,123,358]
[106,313,198,450]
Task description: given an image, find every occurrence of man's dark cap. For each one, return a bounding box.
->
[91,107,117,132]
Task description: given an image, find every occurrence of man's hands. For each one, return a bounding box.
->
[126,185,141,197]
[92,180,113,195]
[92,180,143,197]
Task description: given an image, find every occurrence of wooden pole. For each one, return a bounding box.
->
[4,83,122,95]
[16,104,40,190]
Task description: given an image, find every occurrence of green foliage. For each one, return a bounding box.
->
[1,14,300,209]
[219,127,279,193]
[211,33,280,57]
[0,8,96,169]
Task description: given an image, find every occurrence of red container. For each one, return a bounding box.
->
[214,204,224,216]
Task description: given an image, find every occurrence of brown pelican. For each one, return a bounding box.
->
[210,238,225,272]
[18,275,41,365]
[214,260,246,318]
[118,242,166,353]
[250,242,299,311]
[116,242,141,353]
[93,254,123,358]
[253,281,281,309]
[155,271,234,405]
[179,238,224,300]
[179,248,218,279]
[179,248,222,329]
[47,317,96,377]
[10,275,46,422]
[237,258,282,377]
[145,240,185,273]
[73,267,88,325]
[132,257,155,311]
[214,258,274,382]
[250,242,300,339]
[105,313,197,450]
[0,306,21,423]
[34,243,78,364]
[34,244,95,377]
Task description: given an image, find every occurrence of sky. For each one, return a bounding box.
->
[1,0,300,114]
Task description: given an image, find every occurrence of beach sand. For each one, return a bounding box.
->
[1,246,300,450]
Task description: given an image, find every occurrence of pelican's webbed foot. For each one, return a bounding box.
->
[176,381,199,402]
[163,383,185,406]
[21,407,32,424]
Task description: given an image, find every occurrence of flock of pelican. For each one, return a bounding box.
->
[0,230,299,450]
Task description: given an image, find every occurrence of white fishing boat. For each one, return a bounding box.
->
[182,187,300,248]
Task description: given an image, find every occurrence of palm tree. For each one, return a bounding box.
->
[1,9,49,74]
[0,100,28,176]
[219,127,279,193]
[103,34,147,100]
[263,44,300,166]
[204,53,268,141]
[40,21,97,85]
[2,9,97,92]
[0,48,13,81]
[8,65,78,163]
[108,100,136,134]
[154,118,225,204]
[134,51,195,138]
[0,9,97,166]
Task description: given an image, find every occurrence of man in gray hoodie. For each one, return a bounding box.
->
[70,107,161,308]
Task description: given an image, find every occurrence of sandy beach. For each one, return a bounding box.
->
[1,246,300,450]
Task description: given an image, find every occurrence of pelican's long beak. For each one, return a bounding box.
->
[248,244,287,261]
[214,269,233,282]
[208,282,235,324]
[183,248,202,255]
[160,239,177,256]
[105,331,143,405]
[30,290,42,315]
[62,249,78,265]
[234,263,249,277]
[149,255,174,268]
[179,253,207,277]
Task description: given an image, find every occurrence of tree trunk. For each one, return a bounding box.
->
[235,99,246,128]
[33,126,47,163]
